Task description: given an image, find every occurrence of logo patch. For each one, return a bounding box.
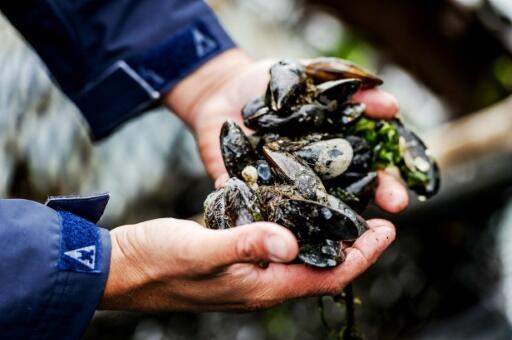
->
[192,29,217,58]
[57,210,102,273]
[64,245,96,270]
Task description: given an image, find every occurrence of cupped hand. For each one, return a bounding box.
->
[166,49,408,214]
[100,218,395,311]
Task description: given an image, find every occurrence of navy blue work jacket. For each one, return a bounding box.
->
[0,1,234,339]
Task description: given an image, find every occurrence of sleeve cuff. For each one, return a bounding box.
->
[46,221,111,339]
[74,11,235,141]
[37,195,112,339]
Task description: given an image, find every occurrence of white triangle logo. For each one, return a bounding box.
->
[64,245,96,270]
[192,29,217,58]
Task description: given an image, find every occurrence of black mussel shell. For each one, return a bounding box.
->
[242,96,266,121]
[345,135,373,174]
[391,119,440,198]
[220,120,257,178]
[298,239,344,268]
[325,103,366,129]
[266,59,308,112]
[345,172,379,213]
[245,104,326,133]
[270,198,366,242]
[315,79,362,107]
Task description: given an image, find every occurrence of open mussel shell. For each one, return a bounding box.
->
[271,198,367,243]
[315,79,362,108]
[220,120,257,178]
[294,138,353,180]
[298,239,345,268]
[392,119,440,198]
[266,59,308,112]
[305,57,383,88]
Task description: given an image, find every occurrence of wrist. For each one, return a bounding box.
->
[164,48,254,129]
[99,226,152,310]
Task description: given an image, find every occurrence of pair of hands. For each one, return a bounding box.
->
[99,49,408,311]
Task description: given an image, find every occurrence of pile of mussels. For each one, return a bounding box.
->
[204,58,440,268]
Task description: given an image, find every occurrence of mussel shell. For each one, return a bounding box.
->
[242,96,266,121]
[344,172,379,213]
[270,198,366,242]
[325,103,366,129]
[326,194,369,237]
[224,178,264,226]
[245,104,326,133]
[294,138,353,180]
[323,135,373,190]
[263,147,327,201]
[266,59,308,111]
[345,135,373,173]
[315,79,362,107]
[204,189,228,230]
[298,239,344,268]
[305,57,383,88]
[220,120,257,178]
[392,119,440,198]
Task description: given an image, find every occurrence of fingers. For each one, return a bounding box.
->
[339,219,396,278]
[253,219,395,301]
[353,88,398,119]
[215,173,230,189]
[200,222,299,270]
[374,171,409,213]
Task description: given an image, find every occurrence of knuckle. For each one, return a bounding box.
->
[235,232,260,261]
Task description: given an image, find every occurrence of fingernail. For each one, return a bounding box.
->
[265,234,290,262]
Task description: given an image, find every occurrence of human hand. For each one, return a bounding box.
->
[100,217,395,311]
[165,49,408,214]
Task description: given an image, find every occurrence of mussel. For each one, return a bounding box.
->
[305,57,383,88]
[392,119,440,198]
[266,59,308,112]
[205,57,440,269]
[204,178,264,229]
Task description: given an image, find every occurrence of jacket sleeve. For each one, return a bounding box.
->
[0,0,235,140]
[0,198,111,340]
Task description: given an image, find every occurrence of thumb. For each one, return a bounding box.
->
[202,223,299,268]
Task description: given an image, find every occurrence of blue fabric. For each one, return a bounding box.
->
[47,193,110,224]
[0,199,111,340]
[0,0,235,140]
[57,210,103,273]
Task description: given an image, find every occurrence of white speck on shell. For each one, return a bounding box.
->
[242,165,258,184]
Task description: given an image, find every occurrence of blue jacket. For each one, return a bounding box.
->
[0,1,234,339]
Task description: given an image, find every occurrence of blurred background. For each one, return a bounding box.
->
[1,0,512,339]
